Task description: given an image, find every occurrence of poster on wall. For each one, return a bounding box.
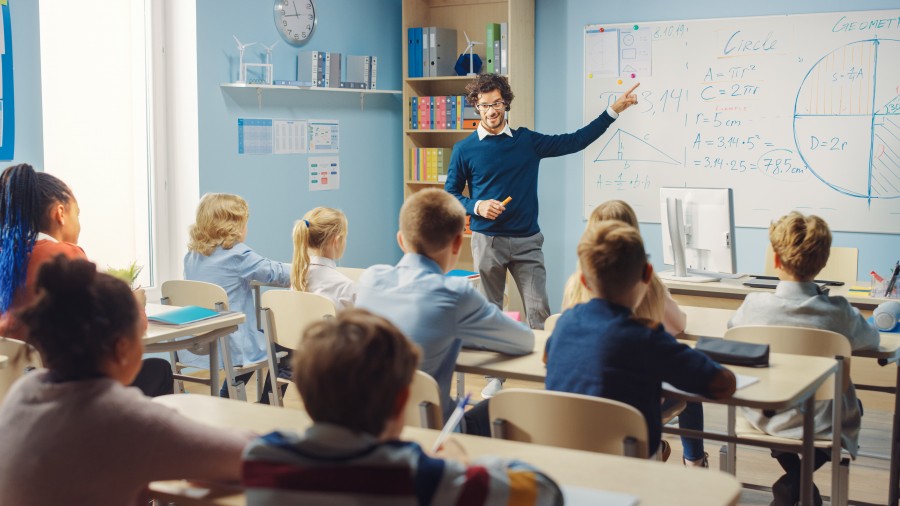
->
[309,156,340,191]
[0,0,15,160]
[308,119,340,153]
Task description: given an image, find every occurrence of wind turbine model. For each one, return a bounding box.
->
[263,41,279,65]
[463,31,483,76]
[233,35,256,84]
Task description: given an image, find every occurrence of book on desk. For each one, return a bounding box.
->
[147,306,227,326]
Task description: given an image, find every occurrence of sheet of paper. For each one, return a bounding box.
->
[618,27,652,77]
[309,156,340,191]
[308,119,340,153]
[561,485,640,506]
[273,119,308,154]
[664,373,759,397]
[585,26,619,78]
[237,118,273,155]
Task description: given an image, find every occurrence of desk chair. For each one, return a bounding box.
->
[489,388,650,458]
[404,370,443,429]
[764,246,858,283]
[259,289,337,406]
[543,313,561,333]
[160,280,252,400]
[0,338,41,404]
[724,325,851,505]
[335,266,365,282]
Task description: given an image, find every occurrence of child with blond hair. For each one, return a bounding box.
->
[562,200,685,334]
[181,193,291,402]
[291,207,356,310]
[728,212,879,504]
[546,220,735,459]
[242,308,563,505]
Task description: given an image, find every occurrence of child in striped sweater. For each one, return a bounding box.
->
[242,308,563,505]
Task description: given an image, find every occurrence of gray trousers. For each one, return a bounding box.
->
[471,231,550,330]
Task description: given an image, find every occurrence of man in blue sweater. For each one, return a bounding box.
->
[445,74,640,334]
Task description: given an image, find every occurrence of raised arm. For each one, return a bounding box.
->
[233,247,291,287]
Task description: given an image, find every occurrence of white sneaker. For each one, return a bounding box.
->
[481,377,504,399]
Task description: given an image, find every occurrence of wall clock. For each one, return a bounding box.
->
[274,0,316,46]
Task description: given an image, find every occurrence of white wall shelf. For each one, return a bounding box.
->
[220,83,401,110]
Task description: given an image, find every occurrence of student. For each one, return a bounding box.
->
[291,207,356,310]
[561,200,686,333]
[242,308,563,505]
[728,211,879,505]
[560,200,706,466]
[0,163,172,397]
[0,256,251,505]
[356,188,534,436]
[181,193,291,401]
[546,220,735,458]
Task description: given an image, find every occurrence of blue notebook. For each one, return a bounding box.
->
[147,306,221,326]
[447,269,479,279]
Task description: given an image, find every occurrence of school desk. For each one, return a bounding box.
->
[144,303,245,397]
[146,394,742,506]
[680,304,900,505]
[456,330,840,506]
[662,277,892,314]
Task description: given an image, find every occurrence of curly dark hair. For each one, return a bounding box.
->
[465,73,515,111]
[18,256,140,381]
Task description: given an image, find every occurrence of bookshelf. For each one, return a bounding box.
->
[402,0,535,271]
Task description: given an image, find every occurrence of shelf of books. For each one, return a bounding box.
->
[402,0,534,271]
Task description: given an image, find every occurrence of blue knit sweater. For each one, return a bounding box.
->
[445,111,616,237]
[545,298,724,452]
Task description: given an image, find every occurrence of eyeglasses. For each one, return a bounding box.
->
[474,101,508,111]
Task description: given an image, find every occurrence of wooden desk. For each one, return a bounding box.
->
[144,303,246,397]
[457,330,839,505]
[663,277,892,313]
[680,305,900,505]
[147,394,742,506]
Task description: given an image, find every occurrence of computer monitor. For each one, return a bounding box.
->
[658,187,737,283]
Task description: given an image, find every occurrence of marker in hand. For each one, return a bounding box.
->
[500,196,512,207]
[431,393,471,452]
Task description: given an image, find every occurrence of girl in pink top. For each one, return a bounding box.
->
[0,256,251,505]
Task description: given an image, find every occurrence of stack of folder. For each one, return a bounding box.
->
[409,96,479,130]
[291,51,377,89]
[409,148,452,182]
[407,27,457,77]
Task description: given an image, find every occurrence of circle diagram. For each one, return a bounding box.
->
[793,38,900,200]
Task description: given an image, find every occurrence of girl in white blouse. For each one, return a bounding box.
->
[291,207,357,310]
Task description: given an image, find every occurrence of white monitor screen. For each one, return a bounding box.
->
[660,187,737,276]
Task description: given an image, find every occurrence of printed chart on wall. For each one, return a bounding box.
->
[583,9,900,233]
[309,156,340,191]
[237,119,308,155]
[0,0,15,160]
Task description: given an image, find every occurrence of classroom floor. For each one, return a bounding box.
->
[183,372,892,506]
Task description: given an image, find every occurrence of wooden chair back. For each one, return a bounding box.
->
[335,267,365,282]
[763,246,858,283]
[160,280,229,310]
[0,338,41,404]
[403,370,443,429]
[543,313,561,333]
[489,388,649,458]
[260,290,336,350]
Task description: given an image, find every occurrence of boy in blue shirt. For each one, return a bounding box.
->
[545,220,736,458]
[356,188,534,436]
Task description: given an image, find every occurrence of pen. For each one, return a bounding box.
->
[885,261,899,297]
[431,393,471,452]
[500,196,512,207]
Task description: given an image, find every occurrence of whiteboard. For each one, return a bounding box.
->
[582,9,900,234]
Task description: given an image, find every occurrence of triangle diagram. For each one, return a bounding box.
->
[622,64,637,72]
[594,129,680,165]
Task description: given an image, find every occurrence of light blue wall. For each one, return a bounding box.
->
[195,0,403,267]
[535,0,900,310]
[9,0,43,168]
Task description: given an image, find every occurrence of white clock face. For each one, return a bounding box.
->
[274,0,316,46]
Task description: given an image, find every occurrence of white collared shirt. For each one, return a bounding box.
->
[307,256,357,310]
[36,232,58,243]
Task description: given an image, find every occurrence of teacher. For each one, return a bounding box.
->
[445,74,640,330]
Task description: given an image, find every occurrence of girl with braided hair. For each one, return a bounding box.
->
[0,163,173,397]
